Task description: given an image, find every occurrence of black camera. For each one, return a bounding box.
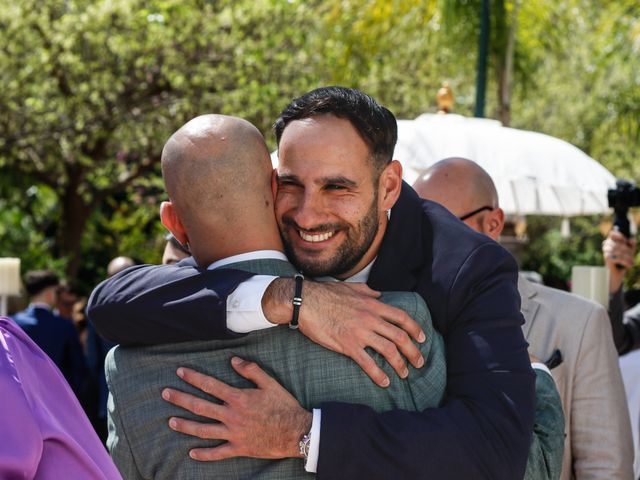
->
[608,179,640,237]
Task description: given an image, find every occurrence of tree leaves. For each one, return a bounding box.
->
[0,0,638,290]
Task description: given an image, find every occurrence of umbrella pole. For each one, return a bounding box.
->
[475,0,490,118]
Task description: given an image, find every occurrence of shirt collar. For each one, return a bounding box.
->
[207,250,288,270]
[315,259,376,283]
[29,302,52,311]
[206,249,375,282]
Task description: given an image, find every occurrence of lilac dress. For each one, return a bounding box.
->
[0,316,121,479]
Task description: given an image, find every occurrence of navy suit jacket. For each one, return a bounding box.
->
[88,182,534,479]
[13,305,88,397]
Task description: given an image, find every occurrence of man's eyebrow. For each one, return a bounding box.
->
[320,176,357,188]
[276,174,358,188]
[276,173,302,183]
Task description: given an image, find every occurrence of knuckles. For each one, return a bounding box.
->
[392,329,410,346]
[192,401,209,417]
[226,389,242,404]
[195,424,213,439]
[379,340,398,358]
[201,379,217,395]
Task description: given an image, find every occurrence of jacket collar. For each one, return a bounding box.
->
[28,302,52,311]
[368,181,426,292]
[518,274,540,336]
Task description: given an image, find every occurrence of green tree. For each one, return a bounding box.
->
[1,0,638,292]
[0,0,323,280]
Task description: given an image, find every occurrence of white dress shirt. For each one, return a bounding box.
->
[213,250,287,333]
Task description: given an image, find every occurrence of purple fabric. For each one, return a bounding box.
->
[0,316,121,479]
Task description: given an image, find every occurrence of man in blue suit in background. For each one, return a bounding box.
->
[13,270,87,397]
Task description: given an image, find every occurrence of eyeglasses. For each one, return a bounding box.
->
[458,206,494,221]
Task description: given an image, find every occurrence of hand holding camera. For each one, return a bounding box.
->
[606,179,640,292]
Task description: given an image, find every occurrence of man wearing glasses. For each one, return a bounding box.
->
[413,157,633,480]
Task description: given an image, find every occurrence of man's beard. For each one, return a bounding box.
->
[280,193,380,278]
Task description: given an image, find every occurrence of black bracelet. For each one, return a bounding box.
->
[289,274,304,330]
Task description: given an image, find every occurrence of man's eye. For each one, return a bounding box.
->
[326,184,346,191]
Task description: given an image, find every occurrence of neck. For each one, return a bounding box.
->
[191,226,285,268]
[30,294,54,308]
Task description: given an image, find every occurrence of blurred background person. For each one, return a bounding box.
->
[87,256,135,443]
[604,228,640,477]
[11,270,88,399]
[413,157,632,480]
[604,229,640,354]
[56,281,80,321]
[72,296,89,353]
[0,315,121,479]
[106,256,135,278]
[162,232,190,265]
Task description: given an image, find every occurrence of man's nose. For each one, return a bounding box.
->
[291,191,327,230]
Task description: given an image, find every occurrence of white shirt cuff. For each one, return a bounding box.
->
[304,409,321,473]
[531,362,552,377]
[226,276,279,333]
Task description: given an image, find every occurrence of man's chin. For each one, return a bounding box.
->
[290,254,336,278]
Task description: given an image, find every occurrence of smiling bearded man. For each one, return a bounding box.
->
[89,87,538,480]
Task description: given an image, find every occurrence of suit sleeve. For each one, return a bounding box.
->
[608,289,631,354]
[523,369,565,480]
[63,321,89,398]
[317,242,535,480]
[106,382,144,479]
[571,303,634,478]
[87,263,255,345]
[623,304,640,353]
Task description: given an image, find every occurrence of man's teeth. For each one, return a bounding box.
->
[299,231,335,242]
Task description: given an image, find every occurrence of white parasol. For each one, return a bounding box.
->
[395,113,616,216]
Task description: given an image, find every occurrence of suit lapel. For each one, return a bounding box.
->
[369,182,426,292]
[518,275,541,339]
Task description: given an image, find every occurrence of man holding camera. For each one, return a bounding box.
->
[605,179,640,353]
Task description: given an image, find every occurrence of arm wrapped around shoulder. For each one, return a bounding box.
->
[318,241,536,480]
[87,264,255,345]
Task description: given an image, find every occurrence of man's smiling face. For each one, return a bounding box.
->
[275,114,385,279]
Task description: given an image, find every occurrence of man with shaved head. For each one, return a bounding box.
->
[413,157,633,480]
[107,256,135,278]
[158,115,282,267]
[103,114,446,479]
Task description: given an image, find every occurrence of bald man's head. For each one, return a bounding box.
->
[412,157,504,240]
[161,114,281,265]
[107,256,135,277]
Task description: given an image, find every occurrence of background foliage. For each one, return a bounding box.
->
[0,0,638,293]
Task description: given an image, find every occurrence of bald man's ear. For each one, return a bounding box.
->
[485,207,505,241]
[379,160,403,211]
[160,201,189,247]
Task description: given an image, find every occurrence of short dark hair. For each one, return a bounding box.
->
[274,86,397,173]
[24,270,60,297]
[57,280,83,297]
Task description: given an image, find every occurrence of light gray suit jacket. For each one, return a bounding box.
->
[519,275,634,479]
[106,258,446,479]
